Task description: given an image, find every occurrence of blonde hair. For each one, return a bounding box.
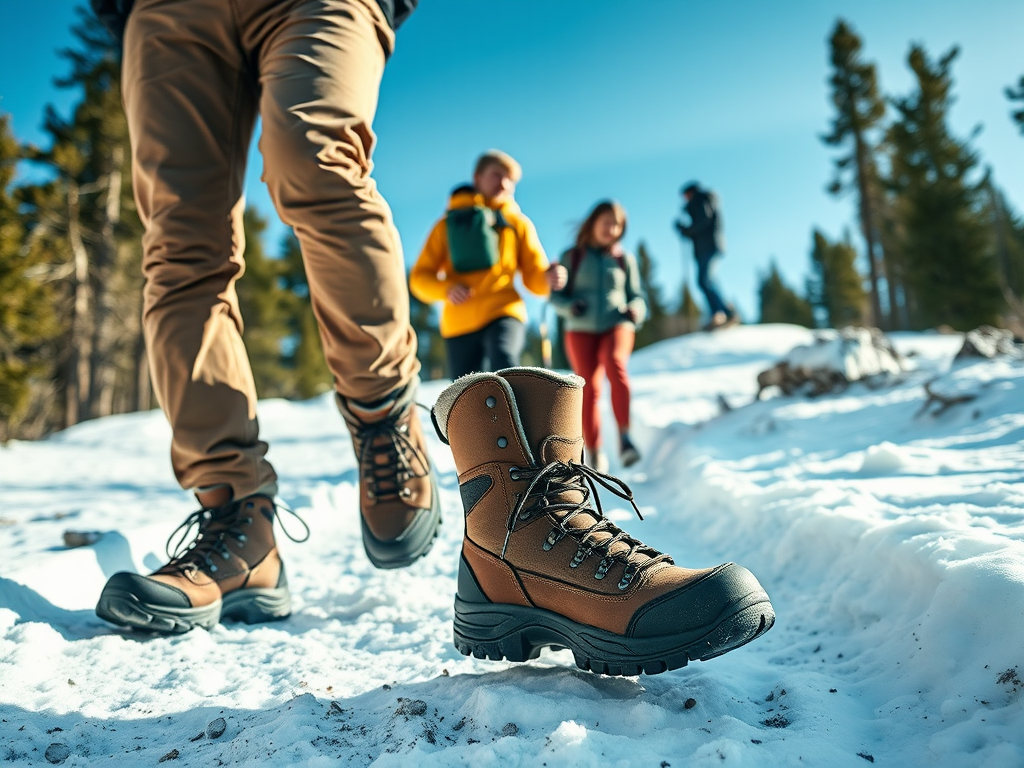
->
[474,150,522,183]
[575,200,628,251]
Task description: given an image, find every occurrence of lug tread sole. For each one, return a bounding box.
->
[453,599,775,677]
[96,585,291,634]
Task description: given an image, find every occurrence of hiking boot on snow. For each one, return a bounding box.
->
[620,432,641,468]
[431,367,775,676]
[96,492,306,634]
[337,378,441,569]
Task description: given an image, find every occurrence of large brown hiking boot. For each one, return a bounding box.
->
[338,378,441,569]
[96,495,306,634]
[431,367,775,676]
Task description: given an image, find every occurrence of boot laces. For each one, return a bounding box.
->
[502,460,671,589]
[163,498,309,575]
[351,403,429,503]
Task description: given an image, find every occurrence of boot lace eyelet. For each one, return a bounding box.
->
[497,437,508,448]
[594,558,613,580]
[509,467,521,481]
[400,487,412,498]
[485,396,496,408]
[542,529,563,551]
[569,547,587,569]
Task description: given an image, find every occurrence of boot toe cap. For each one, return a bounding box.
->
[627,563,771,639]
[101,571,193,609]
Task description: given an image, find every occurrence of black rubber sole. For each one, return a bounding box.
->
[96,584,291,634]
[453,581,775,676]
[361,472,442,570]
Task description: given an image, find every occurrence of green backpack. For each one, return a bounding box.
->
[446,205,507,274]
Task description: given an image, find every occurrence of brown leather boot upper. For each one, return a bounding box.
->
[338,386,433,542]
[149,495,284,609]
[434,367,715,636]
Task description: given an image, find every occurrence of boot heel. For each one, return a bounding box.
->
[453,597,551,663]
[220,586,291,625]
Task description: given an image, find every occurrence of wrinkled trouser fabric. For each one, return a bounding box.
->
[563,325,635,450]
[123,0,418,497]
[695,253,730,317]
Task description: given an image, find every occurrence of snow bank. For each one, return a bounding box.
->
[2,324,1022,766]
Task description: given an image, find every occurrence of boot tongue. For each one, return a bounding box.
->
[498,370,584,464]
[499,370,639,560]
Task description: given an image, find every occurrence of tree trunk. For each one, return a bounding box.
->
[89,148,124,418]
[66,181,92,427]
[855,138,885,329]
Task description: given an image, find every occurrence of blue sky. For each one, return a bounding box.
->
[2,0,1022,321]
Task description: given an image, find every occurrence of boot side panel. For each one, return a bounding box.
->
[461,539,531,607]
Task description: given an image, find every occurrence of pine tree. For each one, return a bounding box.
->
[634,241,669,349]
[677,282,702,334]
[807,229,866,327]
[1007,75,1024,135]
[279,232,332,398]
[408,286,447,379]
[759,262,815,327]
[886,45,1002,330]
[236,208,295,398]
[19,8,144,428]
[0,116,61,441]
[823,19,891,328]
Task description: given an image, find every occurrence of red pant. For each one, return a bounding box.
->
[564,326,635,449]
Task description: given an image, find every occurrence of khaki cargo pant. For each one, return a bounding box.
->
[123,0,419,498]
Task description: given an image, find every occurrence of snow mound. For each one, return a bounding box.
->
[2,324,1023,767]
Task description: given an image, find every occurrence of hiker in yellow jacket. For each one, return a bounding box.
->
[410,150,567,378]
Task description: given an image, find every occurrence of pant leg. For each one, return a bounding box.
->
[445,329,485,379]
[597,325,635,433]
[123,0,275,498]
[563,331,604,449]
[483,317,526,371]
[696,253,729,316]
[251,0,418,404]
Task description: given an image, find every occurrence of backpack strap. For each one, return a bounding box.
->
[563,247,585,297]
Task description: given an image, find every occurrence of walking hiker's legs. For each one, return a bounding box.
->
[446,329,486,379]
[597,325,635,434]
[254,0,418,404]
[123,0,275,498]
[483,317,526,371]
[564,331,604,450]
[696,254,730,318]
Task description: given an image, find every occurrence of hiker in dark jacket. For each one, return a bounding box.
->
[551,201,645,471]
[675,181,737,329]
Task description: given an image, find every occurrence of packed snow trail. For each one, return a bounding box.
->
[2,325,1022,767]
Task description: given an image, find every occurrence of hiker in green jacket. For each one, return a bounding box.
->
[551,200,646,472]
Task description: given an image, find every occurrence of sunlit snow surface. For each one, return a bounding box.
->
[2,324,1022,767]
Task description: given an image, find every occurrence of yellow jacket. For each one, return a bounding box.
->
[410,190,550,338]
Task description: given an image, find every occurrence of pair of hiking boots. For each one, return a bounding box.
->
[97,369,774,675]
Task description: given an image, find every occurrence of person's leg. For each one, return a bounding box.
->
[563,331,603,451]
[252,0,438,569]
[598,325,635,435]
[483,317,526,371]
[696,253,730,318]
[253,0,417,404]
[124,0,273,500]
[446,329,486,379]
[97,0,292,633]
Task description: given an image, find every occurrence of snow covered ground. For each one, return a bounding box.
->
[2,324,1023,767]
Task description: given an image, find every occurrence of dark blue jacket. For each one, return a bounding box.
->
[677,189,725,260]
[90,0,417,40]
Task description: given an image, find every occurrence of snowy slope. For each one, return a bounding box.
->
[2,325,1023,767]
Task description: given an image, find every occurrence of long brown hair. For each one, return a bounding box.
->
[574,200,628,252]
